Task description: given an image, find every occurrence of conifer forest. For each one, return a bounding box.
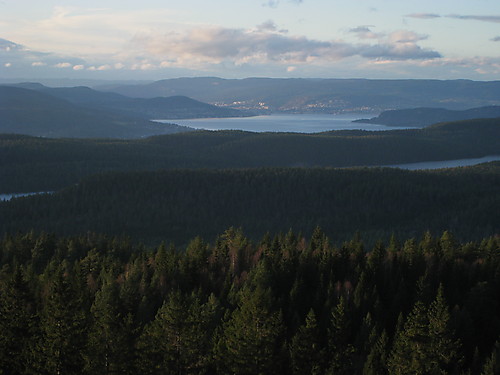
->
[0,107,499,374]
[0,228,499,374]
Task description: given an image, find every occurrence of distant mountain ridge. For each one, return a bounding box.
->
[354,106,500,127]
[10,82,250,119]
[0,86,191,138]
[98,77,500,113]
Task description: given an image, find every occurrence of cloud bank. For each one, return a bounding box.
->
[131,25,441,70]
[407,12,500,24]
[447,15,500,24]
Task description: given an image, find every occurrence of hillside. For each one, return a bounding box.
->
[1,164,498,244]
[0,117,498,194]
[12,83,250,119]
[99,77,500,113]
[354,106,500,127]
[0,86,191,138]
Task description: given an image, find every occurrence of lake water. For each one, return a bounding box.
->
[0,191,52,202]
[384,155,500,170]
[155,113,413,133]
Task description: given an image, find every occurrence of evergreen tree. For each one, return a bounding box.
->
[481,341,499,375]
[0,267,39,375]
[388,300,430,374]
[39,266,88,375]
[427,285,462,373]
[136,291,215,375]
[289,309,323,375]
[85,276,135,374]
[388,286,462,375]
[363,330,389,375]
[326,296,355,374]
[216,287,285,375]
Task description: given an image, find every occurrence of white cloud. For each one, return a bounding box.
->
[405,13,441,20]
[387,30,427,44]
[407,12,500,24]
[349,26,380,40]
[130,24,441,71]
[447,14,500,24]
[73,64,85,70]
[54,62,72,68]
[1,6,181,58]
[31,61,46,66]
[4,62,12,67]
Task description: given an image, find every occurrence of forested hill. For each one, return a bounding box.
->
[354,106,500,127]
[1,164,498,245]
[1,117,498,194]
[11,83,249,119]
[0,86,190,138]
[100,77,500,112]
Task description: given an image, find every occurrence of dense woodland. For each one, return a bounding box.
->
[0,103,499,374]
[1,117,499,194]
[0,229,499,374]
[1,164,498,245]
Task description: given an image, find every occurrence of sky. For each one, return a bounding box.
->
[1,0,500,81]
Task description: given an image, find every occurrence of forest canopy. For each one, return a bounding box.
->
[1,164,498,245]
[0,229,498,374]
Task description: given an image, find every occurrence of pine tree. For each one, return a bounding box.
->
[216,287,285,375]
[0,267,40,375]
[326,296,355,375]
[289,309,323,375]
[427,285,462,373]
[388,300,430,374]
[363,330,388,375]
[39,266,88,375]
[388,285,462,375]
[481,341,499,375]
[85,276,135,374]
[136,290,215,375]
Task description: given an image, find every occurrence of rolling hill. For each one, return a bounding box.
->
[0,117,498,194]
[354,106,500,127]
[98,77,500,113]
[0,86,191,138]
[11,82,250,119]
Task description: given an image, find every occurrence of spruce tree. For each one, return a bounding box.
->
[326,296,355,374]
[39,266,88,375]
[0,267,39,375]
[388,300,430,374]
[363,330,388,375]
[427,285,462,373]
[85,276,135,374]
[136,291,215,375]
[289,309,323,375]
[216,287,285,375]
[481,341,499,375]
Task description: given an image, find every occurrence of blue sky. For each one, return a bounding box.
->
[1,0,500,80]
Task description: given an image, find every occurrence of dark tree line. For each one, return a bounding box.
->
[0,229,499,374]
[1,116,498,194]
[1,165,498,245]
